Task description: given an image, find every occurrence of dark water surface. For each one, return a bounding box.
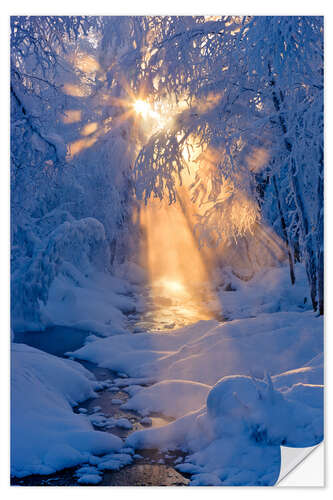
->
[14,326,91,357]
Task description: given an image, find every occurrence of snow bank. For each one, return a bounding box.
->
[126,366,322,485]
[72,311,322,385]
[40,270,134,335]
[206,374,323,447]
[114,260,148,285]
[11,343,123,478]
[211,263,312,321]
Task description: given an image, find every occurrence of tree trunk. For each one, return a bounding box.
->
[272,175,295,285]
[268,65,319,311]
[317,147,324,315]
[289,159,318,311]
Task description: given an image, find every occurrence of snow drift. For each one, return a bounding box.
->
[70,264,323,485]
[125,364,323,486]
[11,343,123,478]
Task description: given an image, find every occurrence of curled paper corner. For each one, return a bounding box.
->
[277,442,324,486]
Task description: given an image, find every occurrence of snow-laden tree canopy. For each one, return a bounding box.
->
[10,16,324,329]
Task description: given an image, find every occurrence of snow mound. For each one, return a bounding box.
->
[206,375,267,418]
[97,452,133,471]
[11,343,122,478]
[122,379,211,418]
[127,368,322,485]
[77,474,102,485]
[207,374,323,446]
[41,271,132,336]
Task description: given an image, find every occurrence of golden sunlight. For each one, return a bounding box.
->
[57,35,291,337]
[67,136,98,158]
[159,280,185,295]
[63,83,91,97]
[139,193,219,329]
[81,122,99,136]
[134,99,151,119]
[133,98,171,133]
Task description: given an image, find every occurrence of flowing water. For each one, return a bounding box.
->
[128,280,223,333]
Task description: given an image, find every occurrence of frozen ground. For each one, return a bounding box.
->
[11,262,323,485]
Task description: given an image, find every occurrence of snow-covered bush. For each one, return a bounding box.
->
[206,374,323,447]
[11,217,111,331]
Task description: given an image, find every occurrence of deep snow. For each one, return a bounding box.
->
[11,262,323,485]
[69,263,323,485]
[11,343,123,477]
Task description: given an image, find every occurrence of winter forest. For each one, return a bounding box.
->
[11,16,323,486]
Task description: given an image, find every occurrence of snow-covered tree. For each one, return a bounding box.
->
[10,16,324,329]
[130,15,324,313]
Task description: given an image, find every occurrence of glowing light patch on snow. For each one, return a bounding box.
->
[63,83,91,97]
[81,122,98,136]
[67,136,98,158]
[246,146,270,173]
[66,118,113,159]
[62,109,82,124]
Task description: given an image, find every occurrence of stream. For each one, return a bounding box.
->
[11,281,222,486]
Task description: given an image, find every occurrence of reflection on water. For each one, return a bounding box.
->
[129,279,220,333]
